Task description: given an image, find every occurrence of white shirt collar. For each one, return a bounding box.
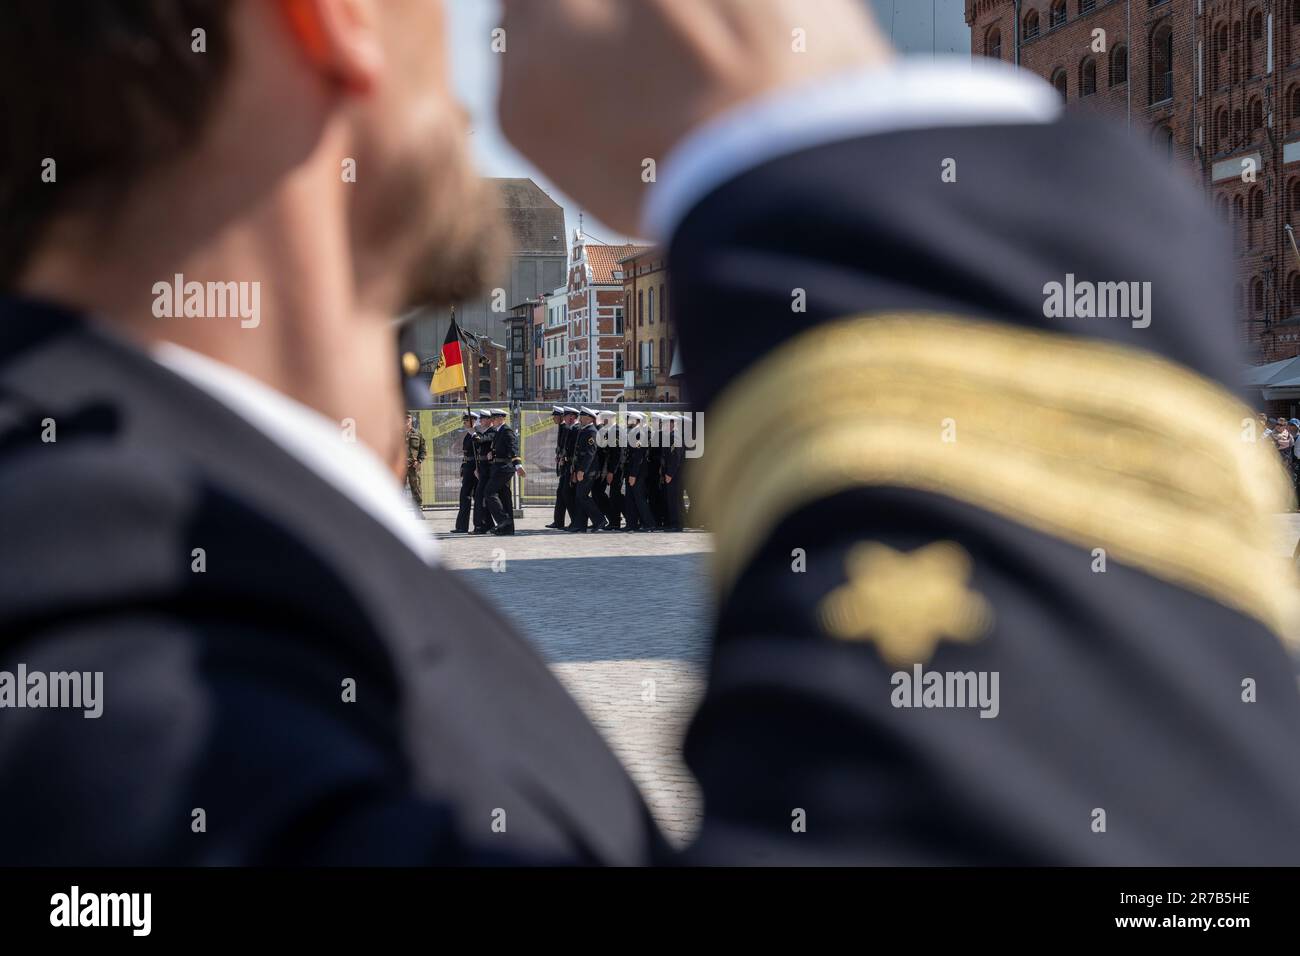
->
[642,56,1062,241]
[151,341,438,565]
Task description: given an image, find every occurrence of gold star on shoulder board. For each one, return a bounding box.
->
[817,541,993,667]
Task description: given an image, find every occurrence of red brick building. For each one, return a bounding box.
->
[566,234,647,404]
[967,0,1300,364]
[618,248,681,402]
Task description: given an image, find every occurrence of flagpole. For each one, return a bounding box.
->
[452,309,486,504]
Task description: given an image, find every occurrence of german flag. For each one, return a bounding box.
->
[430,318,467,395]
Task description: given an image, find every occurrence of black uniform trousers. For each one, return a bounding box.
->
[565,471,583,528]
[456,463,476,532]
[604,470,624,529]
[591,460,616,528]
[624,465,654,530]
[552,466,568,526]
[573,471,605,530]
[644,454,665,527]
[472,465,495,531]
[483,463,515,528]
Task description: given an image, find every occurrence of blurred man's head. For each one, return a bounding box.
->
[5,0,503,316]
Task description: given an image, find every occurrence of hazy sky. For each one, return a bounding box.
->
[444,0,971,244]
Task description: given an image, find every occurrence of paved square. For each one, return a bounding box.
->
[426,509,710,846]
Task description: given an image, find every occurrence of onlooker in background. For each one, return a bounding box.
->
[404,414,427,514]
[1260,413,1275,442]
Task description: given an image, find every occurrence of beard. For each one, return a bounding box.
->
[354,112,508,316]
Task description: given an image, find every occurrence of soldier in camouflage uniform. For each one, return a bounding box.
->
[404,413,427,512]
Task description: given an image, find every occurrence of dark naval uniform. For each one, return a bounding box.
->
[644,437,664,528]
[623,423,655,532]
[603,423,625,530]
[570,418,606,532]
[471,421,496,533]
[404,423,427,510]
[549,411,569,528]
[454,426,478,533]
[562,416,581,528]
[589,421,614,529]
[660,426,684,532]
[484,418,520,534]
[666,109,1300,864]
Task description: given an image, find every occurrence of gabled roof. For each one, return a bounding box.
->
[584,243,651,283]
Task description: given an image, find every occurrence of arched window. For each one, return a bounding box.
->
[637,290,644,326]
[1217,194,1230,219]
[1290,274,1300,316]
[1079,0,1096,11]
[1110,44,1128,85]
[985,27,1002,60]
[1080,57,1097,96]
[1251,9,1264,41]
[1156,124,1174,159]
[659,338,666,373]
[647,288,655,327]
[1024,9,1040,39]
[1050,0,1067,29]
[1292,86,1300,119]
[1253,278,1266,313]
[1214,23,1229,88]
[1216,107,1229,146]
[1248,97,1263,134]
[1290,179,1300,214]
[1150,23,1174,103]
[1294,0,1300,25]
[1052,68,1068,99]
[1234,108,1243,142]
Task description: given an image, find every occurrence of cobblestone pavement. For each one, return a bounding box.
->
[424,509,710,847]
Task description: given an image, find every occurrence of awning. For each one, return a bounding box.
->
[1244,357,1300,387]
[1244,357,1300,399]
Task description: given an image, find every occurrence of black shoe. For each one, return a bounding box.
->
[449,528,468,534]
[491,525,515,536]
[544,522,561,529]
[469,528,491,536]
[567,526,586,533]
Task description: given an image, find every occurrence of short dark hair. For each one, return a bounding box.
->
[1,1,234,287]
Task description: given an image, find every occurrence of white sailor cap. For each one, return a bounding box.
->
[598,410,615,419]
[579,406,598,418]
[463,410,481,420]
[475,409,492,418]
[626,412,646,422]
[563,406,580,416]
[650,412,667,420]
[490,408,508,417]
[551,405,566,415]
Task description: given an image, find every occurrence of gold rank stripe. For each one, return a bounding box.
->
[695,312,1300,644]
